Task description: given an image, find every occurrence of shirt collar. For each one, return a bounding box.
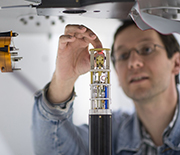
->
[116,87,180,153]
[141,102,179,147]
[116,112,142,153]
[163,88,180,150]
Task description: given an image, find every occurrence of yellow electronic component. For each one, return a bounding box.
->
[0,36,12,72]
[96,55,104,68]
[0,31,21,72]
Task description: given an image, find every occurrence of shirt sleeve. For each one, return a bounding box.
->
[41,82,76,116]
[32,83,89,155]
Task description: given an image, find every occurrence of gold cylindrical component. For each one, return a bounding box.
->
[108,72,110,84]
[91,72,93,84]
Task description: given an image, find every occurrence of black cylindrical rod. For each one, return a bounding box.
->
[89,114,112,155]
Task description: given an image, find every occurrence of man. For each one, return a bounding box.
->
[32,20,180,154]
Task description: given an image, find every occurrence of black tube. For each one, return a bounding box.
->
[89,114,112,155]
[0,31,18,37]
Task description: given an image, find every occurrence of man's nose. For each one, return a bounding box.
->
[128,50,144,69]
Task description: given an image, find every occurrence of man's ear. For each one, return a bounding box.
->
[172,52,180,75]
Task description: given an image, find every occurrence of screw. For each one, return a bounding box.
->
[20,18,25,22]
[29,16,34,20]
[51,21,55,25]
[23,21,27,25]
[36,22,40,26]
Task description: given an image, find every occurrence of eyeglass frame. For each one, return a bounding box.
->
[111,43,165,63]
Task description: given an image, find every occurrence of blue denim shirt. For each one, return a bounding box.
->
[32,85,180,155]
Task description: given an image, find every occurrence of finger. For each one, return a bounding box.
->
[65,24,87,36]
[74,29,96,40]
[65,24,102,48]
[58,35,76,50]
[83,35,102,48]
[92,36,103,48]
[73,28,102,48]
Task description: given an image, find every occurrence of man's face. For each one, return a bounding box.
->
[114,25,176,102]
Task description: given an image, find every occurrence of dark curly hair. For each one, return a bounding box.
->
[111,20,180,84]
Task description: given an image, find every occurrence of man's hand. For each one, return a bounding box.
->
[47,24,102,103]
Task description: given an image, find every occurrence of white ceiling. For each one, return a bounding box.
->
[0,0,63,33]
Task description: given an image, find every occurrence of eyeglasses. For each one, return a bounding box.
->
[113,43,165,62]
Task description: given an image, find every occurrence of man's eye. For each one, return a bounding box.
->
[119,52,129,60]
[140,47,153,55]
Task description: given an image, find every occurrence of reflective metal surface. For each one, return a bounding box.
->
[138,0,180,21]
[36,2,134,19]
[130,0,180,34]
